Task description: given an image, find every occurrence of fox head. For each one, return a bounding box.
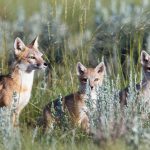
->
[76,62,105,93]
[14,37,47,72]
[141,50,150,79]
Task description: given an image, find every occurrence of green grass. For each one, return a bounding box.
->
[0,0,150,149]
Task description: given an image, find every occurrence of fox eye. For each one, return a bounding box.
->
[94,78,99,81]
[147,67,150,71]
[144,59,149,63]
[28,56,36,59]
[81,78,88,83]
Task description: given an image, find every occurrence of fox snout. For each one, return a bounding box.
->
[36,62,48,69]
[90,85,94,90]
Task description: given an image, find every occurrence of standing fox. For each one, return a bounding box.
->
[0,37,47,125]
[39,62,105,133]
[120,50,150,106]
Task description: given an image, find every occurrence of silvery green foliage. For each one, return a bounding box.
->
[86,72,150,148]
[0,92,21,150]
[97,76,121,139]
[85,75,121,139]
[124,72,150,149]
[85,79,96,130]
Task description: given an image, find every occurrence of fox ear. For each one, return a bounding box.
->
[141,50,150,65]
[95,62,105,74]
[30,36,39,49]
[14,37,25,51]
[14,37,26,55]
[76,62,87,75]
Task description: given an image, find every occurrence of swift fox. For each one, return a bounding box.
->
[120,50,150,106]
[39,62,105,133]
[0,37,47,125]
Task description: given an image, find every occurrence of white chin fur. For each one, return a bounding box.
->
[17,63,28,72]
[90,91,97,100]
[90,91,97,109]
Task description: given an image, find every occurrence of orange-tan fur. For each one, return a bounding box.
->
[0,37,47,125]
[39,62,105,133]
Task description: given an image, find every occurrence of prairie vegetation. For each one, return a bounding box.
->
[0,0,150,149]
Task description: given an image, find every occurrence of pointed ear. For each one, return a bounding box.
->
[14,37,26,55]
[95,62,105,74]
[14,37,25,51]
[30,36,39,49]
[141,50,150,65]
[76,62,87,75]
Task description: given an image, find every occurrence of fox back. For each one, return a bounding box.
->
[39,62,105,133]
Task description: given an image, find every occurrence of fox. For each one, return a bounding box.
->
[0,37,47,126]
[120,50,150,106]
[38,61,105,133]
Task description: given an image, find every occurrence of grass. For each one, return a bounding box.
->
[0,0,150,149]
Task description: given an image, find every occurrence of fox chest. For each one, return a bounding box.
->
[72,100,88,124]
[13,86,33,112]
[17,91,31,110]
[15,71,34,111]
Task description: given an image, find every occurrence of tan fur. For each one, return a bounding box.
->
[0,37,47,126]
[40,62,105,133]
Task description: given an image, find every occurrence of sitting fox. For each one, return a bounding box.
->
[120,50,150,106]
[39,62,105,133]
[0,37,47,125]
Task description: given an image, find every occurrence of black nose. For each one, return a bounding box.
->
[44,62,48,67]
[90,86,94,90]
